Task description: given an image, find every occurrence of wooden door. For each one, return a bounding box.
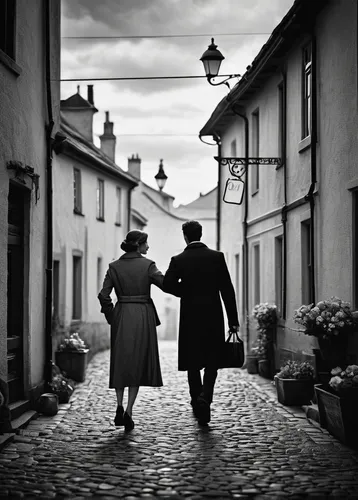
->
[7,184,25,404]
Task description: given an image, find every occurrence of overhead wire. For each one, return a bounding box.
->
[62,32,271,39]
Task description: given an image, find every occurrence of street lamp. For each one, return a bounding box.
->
[154,159,168,191]
[200,38,240,88]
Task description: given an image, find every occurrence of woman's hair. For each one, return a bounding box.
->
[120,230,148,252]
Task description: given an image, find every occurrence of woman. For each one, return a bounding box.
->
[98,230,164,431]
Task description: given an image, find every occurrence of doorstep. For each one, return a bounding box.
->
[0,433,16,452]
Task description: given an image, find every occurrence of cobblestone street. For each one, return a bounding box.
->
[1,341,358,499]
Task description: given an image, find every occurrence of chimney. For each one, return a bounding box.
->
[99,111,116,162]
[128,153,141,180]
[61,85,98,143]
[87,85,94,105]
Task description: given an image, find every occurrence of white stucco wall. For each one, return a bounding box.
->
[217,0,358,361]
[0,0,61,391]
[53,153,130,327]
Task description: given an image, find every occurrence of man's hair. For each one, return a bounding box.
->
[182,220,202,242]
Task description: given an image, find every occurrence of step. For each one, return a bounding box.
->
[9,400,31,421]
[302,403,320,424]
[0,433,16,452]
[10,410,38,432]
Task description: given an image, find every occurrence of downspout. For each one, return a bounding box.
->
[305,32,317,304]
[44,0,54,387]
[199,134,221,250]
[127,185,135,232]
[281,70,288,319]
[215,137,222,251]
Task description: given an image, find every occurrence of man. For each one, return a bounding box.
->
[163,220,239,425]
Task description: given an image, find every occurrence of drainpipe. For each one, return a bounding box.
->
[281,70,288,319]
[305,32,317,304]
[199,134,221,250]
[44,0,54,387]
[127,186,135,231]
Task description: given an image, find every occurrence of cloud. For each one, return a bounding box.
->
[61,0,295,204]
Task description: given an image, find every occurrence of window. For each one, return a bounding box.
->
[253,244,260,306]
[97,257,102,293]
[353,191,358,308]
[302,43,312,139]
[53,260,60,320]
[0,0,16,59]
[116,187,122,225]
[275,236,284,316]
[278,81,285,165]
[251,110,260,193]
[72,255,82,320]
[230,139,237,157]
[96,179,105,220]
[301,220,313,304]
[235,253,240,309]
[73,168,82,214]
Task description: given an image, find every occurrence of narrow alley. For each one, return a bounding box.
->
[1,341,358,499]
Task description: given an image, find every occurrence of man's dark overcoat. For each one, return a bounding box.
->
[163,242,239,371]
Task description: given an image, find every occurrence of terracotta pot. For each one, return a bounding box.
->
[246,354,258,374]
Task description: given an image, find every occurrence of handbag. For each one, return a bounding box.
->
[218,330,245,369]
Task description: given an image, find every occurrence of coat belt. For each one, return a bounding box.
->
[117,295,151,303]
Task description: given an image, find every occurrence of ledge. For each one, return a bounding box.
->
[298,135,311,153]
[115,222,121,227]
[73,210,84,217]
[0,50,22,76]
[96,217,105,222]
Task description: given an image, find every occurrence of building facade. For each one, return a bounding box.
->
[200,0,358,365]
[0,0,61,417]
[52,87,137,353]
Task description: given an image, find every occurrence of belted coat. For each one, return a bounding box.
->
[98,252,164,388]
[163,242,239,371]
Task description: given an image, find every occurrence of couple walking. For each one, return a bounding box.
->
[98,220,239,431]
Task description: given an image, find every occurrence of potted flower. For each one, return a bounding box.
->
[55,332,89,382]
[315,365,358,447]
[293,297,358,369]
[252,303,277,378]
[274,360,315,406]
[48,372,74,404]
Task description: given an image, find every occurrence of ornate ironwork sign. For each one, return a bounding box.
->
[215,156,282,205]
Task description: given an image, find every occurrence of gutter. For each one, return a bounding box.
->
[199,134,221,250]
[44,0,54,387]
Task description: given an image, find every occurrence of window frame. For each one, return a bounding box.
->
[302,43,312,140]
[301,219,313,305]
[274,235,284,316]
[115,186,122,226]
[251,109,260,195]
[277,81,286,168]
[73,168,83,215]
[72,254,82,321]
[96,178,105,221]
[253,243,260,307]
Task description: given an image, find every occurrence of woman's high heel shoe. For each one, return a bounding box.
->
[123,411,135,432]
[114,405,124,426]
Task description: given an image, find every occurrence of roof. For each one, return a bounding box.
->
[57,113,138,186]
[177,186,217,210]
[200,0,327,137]
[60,92,98,112]
[131,208,148,226]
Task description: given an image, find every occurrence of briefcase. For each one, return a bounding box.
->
[218,330,245,369]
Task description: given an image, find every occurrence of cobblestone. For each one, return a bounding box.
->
[1,341,358,498]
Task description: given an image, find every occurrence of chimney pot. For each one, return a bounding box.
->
[77,85,80,94]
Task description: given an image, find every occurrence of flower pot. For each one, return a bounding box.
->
[246,354,258,374]
[275,376,314,406]
[37,393,59,416]
[258,359,273,379]
[55,349,89,382]
[315,384,358,448]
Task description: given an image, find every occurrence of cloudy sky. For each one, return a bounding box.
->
[61,0,294,206]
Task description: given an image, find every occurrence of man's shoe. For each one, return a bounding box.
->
[123,411,135,432]
[114,405,124,426]
[197,396,211,424]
